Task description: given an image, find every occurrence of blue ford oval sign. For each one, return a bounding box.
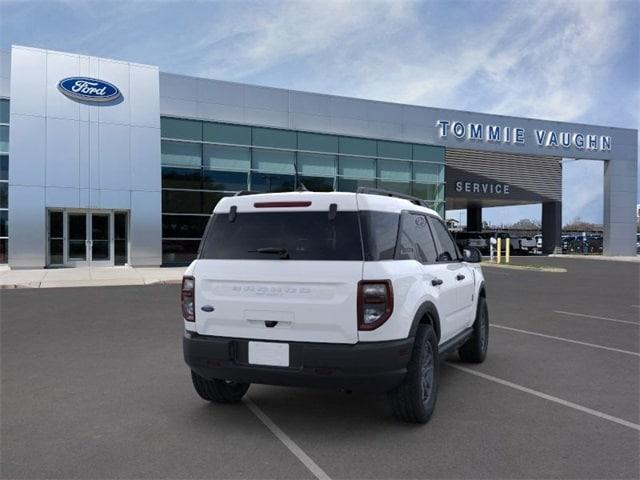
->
[58,77,121,102]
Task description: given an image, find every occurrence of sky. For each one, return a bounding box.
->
[1,0,638,226]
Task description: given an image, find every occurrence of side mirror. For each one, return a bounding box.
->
[462,247,482,263]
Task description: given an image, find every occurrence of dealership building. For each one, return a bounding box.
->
[0,45,637,268]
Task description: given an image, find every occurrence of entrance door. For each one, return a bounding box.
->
[48,210,129,267]
[90,213,111,266]
[67,213,89,266]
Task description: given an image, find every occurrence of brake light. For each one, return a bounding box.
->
[181,276,195,322]
[357,280,393,330]
[254,201,312,208]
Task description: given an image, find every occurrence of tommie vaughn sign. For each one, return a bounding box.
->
[58,77,121,102]
[436,120,612,152]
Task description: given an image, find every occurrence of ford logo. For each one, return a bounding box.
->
[57,77,121,102]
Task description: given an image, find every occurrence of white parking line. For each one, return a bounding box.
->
[554,310,640,326]
[244,397,331,480]
[492,324,640,357]
[448,364,640,432]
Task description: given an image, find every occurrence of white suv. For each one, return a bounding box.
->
[182,189,489,423]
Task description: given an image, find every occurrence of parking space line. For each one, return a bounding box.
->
[492,324,640,357]
[447,364,640,432]
[554,310,640,326]
[244,397,331,480]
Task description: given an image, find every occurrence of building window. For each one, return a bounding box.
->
[378,140,412,160]
[160,116,446,265]
[0,99,8,264]
[161,140,201,167]
[252,149,295,174]
[203,122,251,145]
[252,127,296,149]
[0,126,8,154]
[338,156,376,179]
[250,173,296,193]
[203,144,250,171]
[161,117,202,141]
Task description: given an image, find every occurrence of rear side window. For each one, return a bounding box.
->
[200,211,363,261]
[428,217,460,262]
[396,212,437,263]
[359,211,400,261]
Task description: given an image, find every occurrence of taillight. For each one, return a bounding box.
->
[181,276,195,322]
[357,280,393,330]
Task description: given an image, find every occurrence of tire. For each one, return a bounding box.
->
[191,371,250,404]
[388,324,439,424]
[458,296,489,363]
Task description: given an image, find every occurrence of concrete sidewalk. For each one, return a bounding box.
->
[549,254,640,263]
[0,266,186,289]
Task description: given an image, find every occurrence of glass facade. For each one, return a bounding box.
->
[0,99,8,264]
[160,116,445,265]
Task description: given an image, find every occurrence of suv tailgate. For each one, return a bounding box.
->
[194,260,361,344]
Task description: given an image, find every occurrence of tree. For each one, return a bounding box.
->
[563,216,602,232]
[509,218,541,230]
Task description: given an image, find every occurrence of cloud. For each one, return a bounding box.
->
[1,0,636,223]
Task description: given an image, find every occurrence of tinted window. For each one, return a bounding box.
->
[396,212,437,263]
[162,167,202,189]
[0,210,8,237]
[298,176,334,192]
[359,211,399,261]
[162,239,200,264]
[202,170,247,191]
[0,155,7,181]
[0,183,7,208]
[428,217,459,262]
[162,214,209,238]
[162,190,202,214]
[200,212,363,261]
[337,178,376,192]
[161,141,201,167]
[250,173,295,193]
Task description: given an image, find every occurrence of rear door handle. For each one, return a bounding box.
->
[431,278,443,286]
[456,274,466,281]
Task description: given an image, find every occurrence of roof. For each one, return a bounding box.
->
[213,191,440,217]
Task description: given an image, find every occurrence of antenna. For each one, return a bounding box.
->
[293,158,308,192]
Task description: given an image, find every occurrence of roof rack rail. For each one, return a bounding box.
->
[234,190,260,197]
[356,187,429,208]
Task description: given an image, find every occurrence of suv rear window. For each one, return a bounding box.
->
[199,211,363,261]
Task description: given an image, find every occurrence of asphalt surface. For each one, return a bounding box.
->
[1,257,639,479]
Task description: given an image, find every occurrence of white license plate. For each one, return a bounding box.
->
[248,341,289,367]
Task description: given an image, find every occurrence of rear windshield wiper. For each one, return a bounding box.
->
[248,247,290,259]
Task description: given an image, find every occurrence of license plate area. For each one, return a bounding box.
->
[248,341,290,367]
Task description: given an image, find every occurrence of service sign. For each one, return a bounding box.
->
[58,77,121,102]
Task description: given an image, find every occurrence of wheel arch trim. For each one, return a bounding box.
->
[408,301,442,341]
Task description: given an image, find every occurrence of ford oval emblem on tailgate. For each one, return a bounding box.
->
[201,305,215,312]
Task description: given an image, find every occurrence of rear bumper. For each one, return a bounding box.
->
[183,331,414,393]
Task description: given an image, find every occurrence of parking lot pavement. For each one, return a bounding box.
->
[1,258,639,479]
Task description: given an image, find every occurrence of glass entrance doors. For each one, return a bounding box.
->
[90,213,110,263]
[68,213,88,263]
[47,210,129,267]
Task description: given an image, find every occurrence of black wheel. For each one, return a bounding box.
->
[388,324,439,424]
[191,371,250,404]
[458,296,489,363]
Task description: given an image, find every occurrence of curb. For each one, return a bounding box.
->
[0,279,183,289]
[481,262,567,273]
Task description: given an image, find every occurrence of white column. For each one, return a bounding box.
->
[603,146,638,256]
